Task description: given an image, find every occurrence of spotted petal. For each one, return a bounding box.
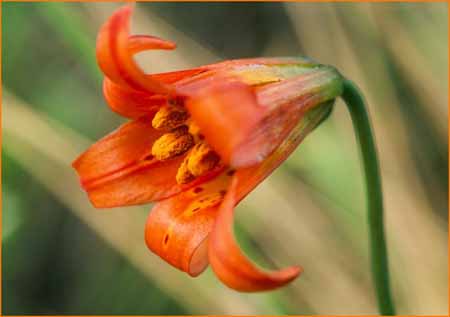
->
[145,170,231,276]
[72,118,189,207]
[207,101,334,291]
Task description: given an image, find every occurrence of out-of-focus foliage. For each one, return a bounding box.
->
[2,2,448,315]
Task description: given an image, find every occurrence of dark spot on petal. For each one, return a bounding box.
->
[193,187,203,193]
[220,190,227,196]
[198,134,205,140]
[227,170,235,176]
[163,234,169,244]
[143,154,154,161]
[192,207,200,213]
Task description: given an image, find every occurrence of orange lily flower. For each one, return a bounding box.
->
[73,6,343,291]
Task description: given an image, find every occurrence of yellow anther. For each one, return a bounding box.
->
[151,126,194,161]
[152,104,189,131]
[175,141,221,184]
[187,141,220,177]
[176,156,196,184]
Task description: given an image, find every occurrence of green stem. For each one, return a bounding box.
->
[341,79,396,315]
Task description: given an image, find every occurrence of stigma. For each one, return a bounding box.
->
[151,103,221,184]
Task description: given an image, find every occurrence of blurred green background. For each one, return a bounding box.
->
[2,2,448,315]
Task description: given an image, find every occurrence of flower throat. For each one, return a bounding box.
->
[150,101,221,184]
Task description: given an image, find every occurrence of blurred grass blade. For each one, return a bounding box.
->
[36,3,102,82]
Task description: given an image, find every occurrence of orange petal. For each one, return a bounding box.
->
[145,170,232,276]
[73,118,158,183]
[186,67,342,168]
[72,118,186,207]
[207,101,335,292]
[103,78,167,119]
[127,34,176,54]
[103,68,207,119]
[96,6,174,94]
[234,100,335,199]
[185,80,267,167]
[208,178,302,292]
[83,156,187,208]
[152,68,207,85]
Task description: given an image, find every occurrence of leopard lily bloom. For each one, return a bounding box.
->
[73,6,344,292]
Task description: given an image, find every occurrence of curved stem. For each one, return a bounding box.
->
[341,79,396,315]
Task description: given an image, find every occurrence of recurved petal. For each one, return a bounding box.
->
[103,78,166,119]
[96,6,174,94]
[72,118,186,207]
[208,101,335,292]
[145,170,231,276]
[103,67,207,119]
[128,34,176,54]
[208,178,301,292]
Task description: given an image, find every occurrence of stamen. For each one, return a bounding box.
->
[152,104,189,131]
[151,108,222,183]
[187,141,220,177]
[151,126,194,161]
[176,155,196,184]
[175,141,221,184]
